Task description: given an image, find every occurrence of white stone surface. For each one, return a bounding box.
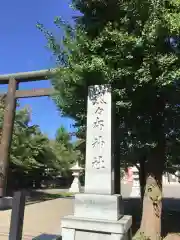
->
[69,162,83,193]
[75,230,110,240]
[61,215,132,238]
[74,193,123,221]
[130,166,140,198]
[111,233,129,240]
[69,177,81,193]
[85,85,114,195]
[61,85,132,240]
[61,228,75,240]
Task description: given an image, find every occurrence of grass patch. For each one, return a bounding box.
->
[26,190,74,204]
[38,192,74,199]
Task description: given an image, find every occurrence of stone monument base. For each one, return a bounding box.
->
[74,193,124,221]
[0,196,13,210]
[61,215,132,240]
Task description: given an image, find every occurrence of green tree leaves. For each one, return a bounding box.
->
[38,0,180,237]
[38,0,180,174]
[0,98,82,188]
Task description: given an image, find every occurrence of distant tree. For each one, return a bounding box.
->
[0,99,57,189]
[55,125,72,149]
[51,126,83,175]
[9,107,57,189]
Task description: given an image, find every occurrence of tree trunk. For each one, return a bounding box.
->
[140,96,165,239]
[139,156,146,200]
[164,234,180,240]
[140,154,163,239]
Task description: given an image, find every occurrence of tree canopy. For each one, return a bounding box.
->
[0,97,80,189]
[38,0,180,238]
[38,0,180,167]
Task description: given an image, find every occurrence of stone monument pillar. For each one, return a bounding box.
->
[69,162,83,193]
[130,166,140,198]
[61,85,132,240]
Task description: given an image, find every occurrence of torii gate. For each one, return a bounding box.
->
[0,69,55,197]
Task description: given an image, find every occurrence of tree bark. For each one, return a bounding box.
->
[140,151,164,239]
[140,96,165,240]
[164,234,180,240]
[139,156,146,200]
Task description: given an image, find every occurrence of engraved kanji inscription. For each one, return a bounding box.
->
[92,156,105,169]
[93,117,104,130]
[95,106,104,115]
[92,136,105,148]
[91,95,107,105]
[88,85,110,105]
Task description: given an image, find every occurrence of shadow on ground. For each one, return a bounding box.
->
[123,197,180,237]
[32,233,61,240]
[0,189,74,211]
[27,196,180,238]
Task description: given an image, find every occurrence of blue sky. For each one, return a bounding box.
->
[0,0,76,139]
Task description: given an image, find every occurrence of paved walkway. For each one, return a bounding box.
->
[0,198,74,239]
[0,184,180,239]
